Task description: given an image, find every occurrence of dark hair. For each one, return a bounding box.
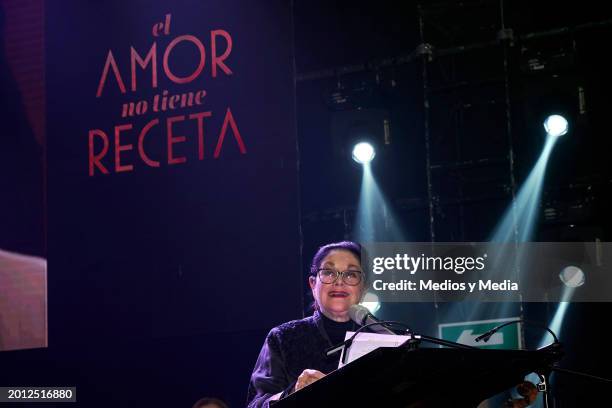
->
[192,397,229,408]
[309,241,362,277]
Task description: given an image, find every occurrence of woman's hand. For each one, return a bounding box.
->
[294,369,325,392]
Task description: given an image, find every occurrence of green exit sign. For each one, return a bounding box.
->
[439,317,522,350]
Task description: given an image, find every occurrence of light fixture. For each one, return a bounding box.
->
[352,142,375,164]
[559,265,585,288]
[543,114,569,137]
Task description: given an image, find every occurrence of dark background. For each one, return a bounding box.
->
[1,0,611,406]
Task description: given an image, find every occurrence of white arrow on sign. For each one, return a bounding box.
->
[457,329,504,346]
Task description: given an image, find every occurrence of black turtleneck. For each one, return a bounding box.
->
[320,312,358,346]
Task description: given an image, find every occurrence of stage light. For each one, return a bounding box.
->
[352,142,375,164]
[489,136,557,243]
[543,114,568,137]
[559,265,585,288]
[361,292,381,314]
[354,161,406,242]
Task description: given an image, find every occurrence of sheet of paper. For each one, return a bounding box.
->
[338,331,412,368]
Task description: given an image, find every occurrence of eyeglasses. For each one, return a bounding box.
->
[316,268,363,286]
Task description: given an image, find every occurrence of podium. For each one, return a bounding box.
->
[274,345,562,407]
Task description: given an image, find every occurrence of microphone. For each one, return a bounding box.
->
[325,307,401,358]
[348,304,396,335]
[474,328,497,343]
[474,319,559,344]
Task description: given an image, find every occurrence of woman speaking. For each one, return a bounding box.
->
[246,241,366,407]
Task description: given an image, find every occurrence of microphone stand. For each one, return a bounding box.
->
[398,332,480,350]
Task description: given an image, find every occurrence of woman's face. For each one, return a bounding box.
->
[309,249,365,321]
